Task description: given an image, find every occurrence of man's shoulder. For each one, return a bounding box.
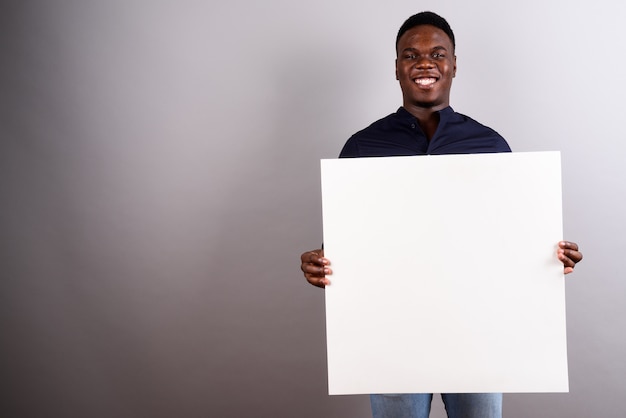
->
[444,109,505,138]
[351,108,408,138]
[447,108,495,129]
[339,109,421,158]
[439,108,511,153]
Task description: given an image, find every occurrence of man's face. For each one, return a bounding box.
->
[395,25,457,112]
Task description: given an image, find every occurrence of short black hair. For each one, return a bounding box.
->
[396,11,455,53]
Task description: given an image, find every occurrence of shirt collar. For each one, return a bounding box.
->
[397,105,454,122]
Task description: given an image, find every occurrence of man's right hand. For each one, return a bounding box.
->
[300,249,332,288]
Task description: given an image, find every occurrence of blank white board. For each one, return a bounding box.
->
[321,151,568,395]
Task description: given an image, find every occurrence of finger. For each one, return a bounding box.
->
[317,276,331,288]
[300,250,328,266]
[305,272,331,288]
[301,263,331,276]
[559,241,579,252]
[563,250,583,264]
[305,273,323,288]
[557,248,583,264]
[301,250,319,264]
[558,252,576,269]
[558,252,581,276]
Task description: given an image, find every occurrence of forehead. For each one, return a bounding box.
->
[397,25,454,51]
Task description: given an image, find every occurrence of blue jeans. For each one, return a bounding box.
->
[370,393,502,418]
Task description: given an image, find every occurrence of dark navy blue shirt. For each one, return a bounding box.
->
[339,106,510,158]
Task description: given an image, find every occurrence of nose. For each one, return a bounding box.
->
[415,56,435,69]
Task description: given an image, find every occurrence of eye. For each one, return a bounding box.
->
[404,53,416,60]
[432,52,445,59]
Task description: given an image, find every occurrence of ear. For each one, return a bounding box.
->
[395,58,399,80]
[453,55,457,78]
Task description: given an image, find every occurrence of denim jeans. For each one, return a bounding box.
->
[370,393,502,418]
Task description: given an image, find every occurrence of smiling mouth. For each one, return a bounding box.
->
[414,78,437,86]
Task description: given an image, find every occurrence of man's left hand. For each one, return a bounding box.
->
[558,241,583,274]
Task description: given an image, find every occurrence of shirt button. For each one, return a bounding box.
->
[411,123,416,129]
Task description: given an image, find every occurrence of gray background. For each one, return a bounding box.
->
[1,1,623,417]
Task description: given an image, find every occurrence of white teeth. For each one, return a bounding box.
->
[415,78,436,85]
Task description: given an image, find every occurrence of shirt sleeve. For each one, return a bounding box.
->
[338,136,361,158]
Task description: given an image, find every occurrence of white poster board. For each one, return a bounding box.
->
[321,151,568,395]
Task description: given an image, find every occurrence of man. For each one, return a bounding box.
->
[300,11,583,418]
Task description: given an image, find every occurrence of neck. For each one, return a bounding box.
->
[404,104,447,140]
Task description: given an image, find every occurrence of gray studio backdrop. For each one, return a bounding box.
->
[1,1,624,417]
